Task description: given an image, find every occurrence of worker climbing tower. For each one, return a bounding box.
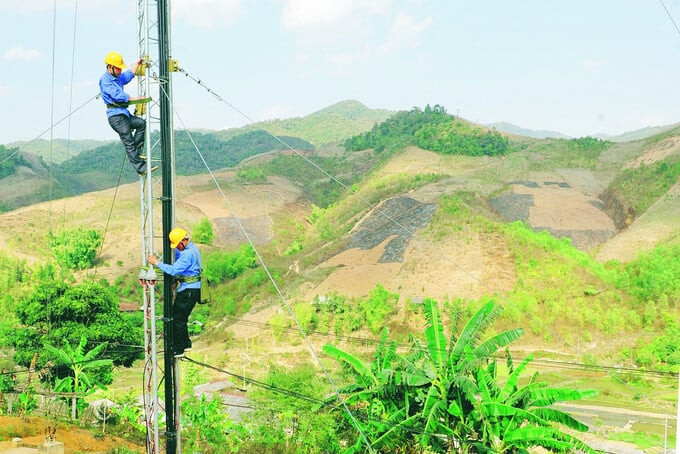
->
[135,0,179,452]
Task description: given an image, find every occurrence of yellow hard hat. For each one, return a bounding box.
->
[104,51,126,69]
[169,227,188,248]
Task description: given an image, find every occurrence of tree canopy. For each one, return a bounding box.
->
[0,145,29,179]
[58,129,314,185]
[10,279,143,384]
[344,104,509,156]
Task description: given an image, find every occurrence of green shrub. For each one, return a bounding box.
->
[617,242,680,304]
[192,218,214,245]
[361,284,399,334]
[203,244,257,284]
[270,313,289,341]
[48,228,102,270]
[182,395,241,453]
[293,302,318,332]
[237,166,266,182]
[0,145,28,179]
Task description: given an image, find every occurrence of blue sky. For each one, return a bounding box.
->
[2,0,680,144]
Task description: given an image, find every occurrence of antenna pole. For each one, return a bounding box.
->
[157,0,177,452]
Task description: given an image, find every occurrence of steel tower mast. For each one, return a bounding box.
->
[136,0,178,452]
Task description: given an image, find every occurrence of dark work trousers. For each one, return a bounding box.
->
[173,287,200,354]
[108,113,146,173]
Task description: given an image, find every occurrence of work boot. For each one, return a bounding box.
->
[137,165,158,176]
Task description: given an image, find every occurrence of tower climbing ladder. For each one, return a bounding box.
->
[135,0,167,452]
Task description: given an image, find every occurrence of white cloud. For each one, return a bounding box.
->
[4,46,41,62]
[295,53,310,64]
[325,52,356,68]
[379,12,431,54]
[0,82,8,96]
[172,0,245,29]
[281,0,389,30]
[280,1,431,64]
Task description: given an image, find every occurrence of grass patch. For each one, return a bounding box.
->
[608,429,672,450]
[608,154,680,215]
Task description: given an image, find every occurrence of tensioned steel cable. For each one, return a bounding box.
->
[183,356,449,441]
[158,82,375,453]
[88,153,128,283]
[659,0,680,39]
[218,314,676,378]
[47,0,58,436]
[0,93,99,166]
[175,66,665,389]
[61,0,79,229]
[48,0,57,228]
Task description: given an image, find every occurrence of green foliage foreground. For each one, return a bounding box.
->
[323,299,597,453]
[48,227,102,270]
[9,278,143,383]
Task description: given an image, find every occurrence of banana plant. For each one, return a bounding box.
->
[322,330,427,452]
[468,353,597,453]
[411,299,524,451]
[44,334,112,419]
[323,298,597,453]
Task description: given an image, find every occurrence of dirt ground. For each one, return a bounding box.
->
[304,195,516,302]
[1,145,677,453]
[624,136,680,169]
[0,172,302,282]
[0,415,143,453]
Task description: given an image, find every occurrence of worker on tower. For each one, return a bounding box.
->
[148,228,202,357]
[99,51,155,176]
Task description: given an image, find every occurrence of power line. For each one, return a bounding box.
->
[659,0,680,39]
[218,314,677,378]
[176,65,676,407]
[162,87,375,453]
[90,153,129,282]
[0,93,99,166]
[183,356,459,442]
[60,0,79,229]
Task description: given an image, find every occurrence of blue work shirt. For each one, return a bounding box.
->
[156,242,203,292]
[99,69,135,118]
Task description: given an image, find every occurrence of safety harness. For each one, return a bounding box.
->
[106,102,129,109]
[175,274,201,284]
[106,97,151,109]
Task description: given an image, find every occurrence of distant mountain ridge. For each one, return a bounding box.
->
[489,121,680,142]
[594,123,680,142]
[0,100,393,211]
[217,100,394,146]
[7,138,113,164]
[487,122,569,139]
[2,100,679,213]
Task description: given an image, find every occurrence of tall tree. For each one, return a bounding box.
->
[10,279,142,382]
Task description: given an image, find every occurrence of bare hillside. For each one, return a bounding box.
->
[0,171,303,282]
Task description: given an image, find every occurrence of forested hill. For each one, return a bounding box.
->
[345,104,509,156]
[217,100,394,146]
[0,130,313,211]
[0,145,30,180]
[58,129,314,191]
